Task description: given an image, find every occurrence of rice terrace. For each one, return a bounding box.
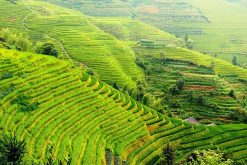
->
[0,0,247,164]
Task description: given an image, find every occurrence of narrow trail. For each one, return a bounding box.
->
[22,1,72,60]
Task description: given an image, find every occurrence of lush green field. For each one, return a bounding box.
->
[1,0,246,121]
[0,0,143,88]
[130,0,247,68]
[1,49,247,164]
[0,1,247,164]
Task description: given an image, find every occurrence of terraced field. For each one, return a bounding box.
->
[89,17,247,117]
[132,0,247,68]
[88,17,247,81]
[0,48,247,164]
[38,0,247,67]
[0,0,143,88]
[92,17,180,47]
[26,1,144,87]
[136,57,241,122]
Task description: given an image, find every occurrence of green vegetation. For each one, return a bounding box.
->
[36,42,58,58]
[0,133,26,164]
[186,150,233,165]
[0,0,143,88]
[0,0,247,164]
[0,49,247,164]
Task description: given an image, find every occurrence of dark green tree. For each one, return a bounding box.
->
[170,85,180,95]
[197,95,205,105]
[185,34,189,43]
[36,43,58,57]
[0,133,26,165]
[188,91,195,104]
[232,56,237,66]
[229,90,236,99]
[113,82,119,90]
[163,143,175,165]
[176,79,185,90]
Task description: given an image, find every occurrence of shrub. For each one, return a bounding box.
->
[0,72,13,80]
[229,109,247,123]
[228,90,236,99]
[105,149,113,165]
[186,150,233,165]
[113,82,119,90]
[232,56,237,66]
[176,79,185,90]
[187,91,195,104]
[11,94,39,111]
[197,95,204,105]
[135,58,147,70]
[170,85,180,95]
[163,143,176,165]
[0,133,26,164]
[36,42,58,57]
[169,100,181,109]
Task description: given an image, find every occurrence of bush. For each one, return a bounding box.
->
[135,58,147,70]
[163,143,176,165]
[36,42,58,57]
[229,109,247,123]
[186,150,233,165]
[11,94,39,111]
[169,100,182,109]
[176,79,185,90]
[229,90,236,99]
[197,95,204,105]
[0,72,13,80]
[0,28,33,51]
[0,133,26,164]
[170,85,180,95]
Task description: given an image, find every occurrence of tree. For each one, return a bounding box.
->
[142,94,150,105]
[36,43,58,57]
[229,108,247,123]
[163,143,175,165]
[197,95,204,105]
[185,34,189,43]
[0,133,26,165]
[186,39,194,50]
[232,56,237,66]
[176,79,185,90]
[187,150,233,165]
[210,61,215,70]
[184,34,194,50]
[188,91,195,104]
[113,82,119,90]
[170,85,180,95]
[229,90,236,99]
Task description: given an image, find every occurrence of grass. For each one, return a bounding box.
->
[0,48,247,164]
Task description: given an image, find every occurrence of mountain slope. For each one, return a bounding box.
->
[88,17,247,121]
[0,48,247,164]
[0,0,143,87]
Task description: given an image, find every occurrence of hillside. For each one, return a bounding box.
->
[0,0,143,88]
[48,0,247,68]
[1,0,247,123]
[89,17,247,123]
[1,48,247,164]
[0,1,247,164]
[132,0,247,68]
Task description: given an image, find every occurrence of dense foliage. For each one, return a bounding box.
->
[0,133,26,165]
